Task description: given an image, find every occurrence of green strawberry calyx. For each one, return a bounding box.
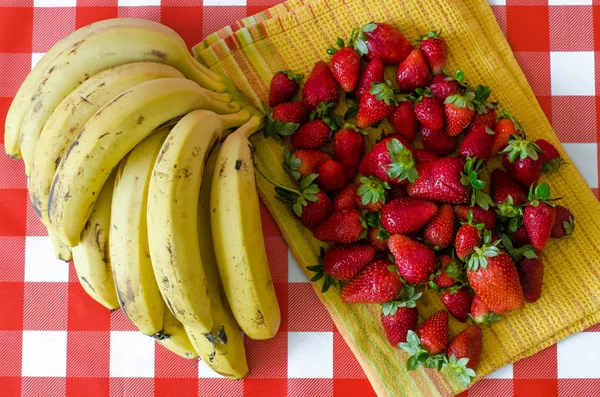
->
[370,81,398,106]
[563,216,575,237]
[399,330,446,371]
[357,175,390,206]
[466,230,501,272]
[352,22,378,56]
[264,108,300,140]
[494,195,522,219]
[412,87,433,104]
[461,157,493,210]
[472,85,498,115]
[498,109,523,133]
[283,148,302,180]
[542,157,566,173]
[444,90,476,110]
[446,354,477,387]
[418,29,443,42]
[386,138,419,184]
[382,284,422,316]
[281,70,304,84]
[327,37,347,55]
[365,211,391,241]
[501,233,538,262]
[310,101,337,121]
[429,254,465,292]
[306,247,340,293]
[527,182,560,208]
[500,134,543,163]
[441,69,468,89]
[469,311,501,325]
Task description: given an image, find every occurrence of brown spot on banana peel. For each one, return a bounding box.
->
[255,309,265,326]
[235,160,242,171]
[149,50,168,61]
[137,115,145,125]
[125,278,136,302]
[98,132,110,139]
[80,276,96,293]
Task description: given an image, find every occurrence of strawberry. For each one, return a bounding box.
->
[302,60,340,111]
[328,38,361,92]
[313,209,366,243]
[444,91,476,136]
[341,259,403,303]
[523,183,557,250]
[535,138,565,173]
[388,234,438,284]
[490,169,527,206]
[419,126,457,155]
[468,108,496,133]
[407,157,493,209]
[353,22,412,65]
[381,306,419,345]
[419,30,447,75]
[469,294,500,325]
[396,49,431,92]
[368,227,390,251]
[399,311,449,370]
[322,244,376,280]
[428,71,464,102]
[388,99,418,142]
[317,160,346,193]
[296,191,332,230]
[413,149,440,164]
[455,221,483,261]
[467,85,497,132]
[511,224,531,248]
[551,205,575,239]
[291,119,331,149]
[441,287,471,323]
[359,135,418,184]
[268,70,303,107]
[432,255,461,289]
[491,110,522,155]
[423,204,455,249]
[284,148,332,180]
[467,249,525,314]
[413,88,445,130]
[501,135,544,188]
[389,184,408,199]
[454,205,496,231]
[265,102,309,139]
[356,81,397,128]
[356,175,390,212]
[516,256,544,303]
[446,326,482,386]
[458,125,495,161]
[334,184,357,211]
[333,125,366,180]
[355,58,384,102]
[381,198,438,235]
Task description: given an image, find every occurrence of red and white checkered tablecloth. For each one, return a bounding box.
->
[0,1,599,396]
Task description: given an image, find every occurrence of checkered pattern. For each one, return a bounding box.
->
[0,0,598,396]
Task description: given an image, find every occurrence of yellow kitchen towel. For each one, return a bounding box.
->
[193,0,600,395]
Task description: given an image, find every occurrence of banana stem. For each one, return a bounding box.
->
[190,56,225,83]
[254,165,302,196]
[219,109,251,131]
[235,116,263,139]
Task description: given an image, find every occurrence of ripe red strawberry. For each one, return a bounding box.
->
[381,306,419,345]
[413,149,440,164]
[341,259,402,303]
[523,183,557,250]
[328,39,361,92]
[368,227,389,251]
[446,325,482,383]
[415,311,449,354]
[491,110,522,155]
[359,135,418,185]
[388,234,437,284]
[551,205,575,239]
[458,125,495,161]
[268,70,303,107]
[317,160,346,192]
[419,126,457,156]
[355,58,384,102]
[455,223,482,261]
[511,224,531,248]
[470,295,500,324]
[467,250,525,314]
[502,135,544,188]
[428,73,463,102]
[333,126,365,180]
[454,205,496,231]
[297,191,333,230]
[433,255,461,289]
[441,287,471,323]
[413,88,445,130]
[490,169,527,205]
[322,244,376,280]
[516,256,544,303]
[356,81,397,128]
[313,209,366,243]
[284,149,332,180]
[302,60,340,111]
[535,138,565,173]
[396,49,431,92]
[388,99,418,142]
[381,198,438,235]
[291,119,331,149]
[444,91,476,136]
[467,107,496,133]
[353,22,412,65]
[334,184,357,211]
[423,204,455,249]
[467,85,497,132]
[419,30,447,75]
[265,102,309,139]
[356,175,389,212]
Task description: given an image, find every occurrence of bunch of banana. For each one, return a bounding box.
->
[3,18,282,379]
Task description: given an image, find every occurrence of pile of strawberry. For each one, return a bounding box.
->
[261,22,575,386]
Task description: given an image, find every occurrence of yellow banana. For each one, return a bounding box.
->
[48,77,239,247]
[158,307,198,360]
[184,149,248,379]
[210,116,281,340]
[110,129,169,337]
[19,23,231,174]
[29,62,184,229]
[71,171,119,311]
[48,230,72,262]
[147,109,250,333]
